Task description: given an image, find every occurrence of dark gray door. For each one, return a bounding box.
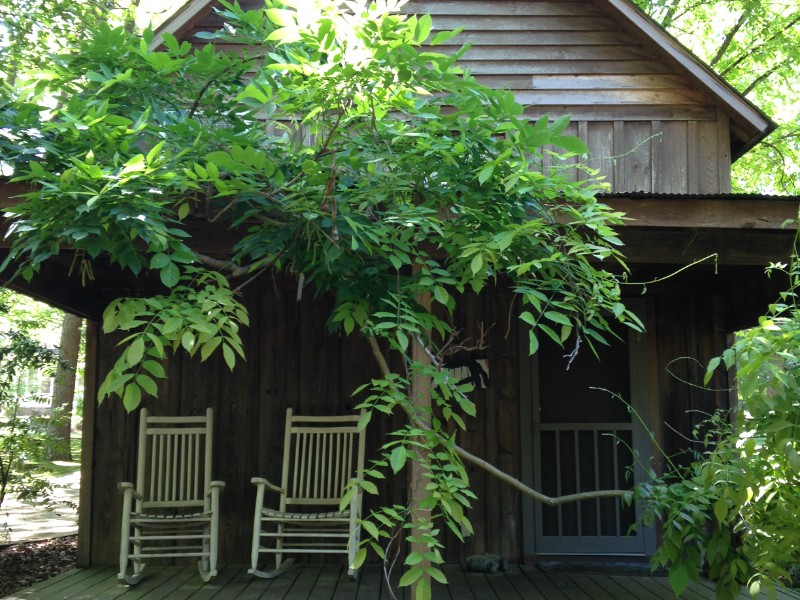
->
[522,309,655,556]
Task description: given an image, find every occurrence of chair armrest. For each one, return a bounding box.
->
[250,477,285,494]
[118,482,142,500]
[210,480,226,490]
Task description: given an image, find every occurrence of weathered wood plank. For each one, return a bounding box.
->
[14,566,800,600]
[517,566,570,600]
[406,1,606,18]
[604,196,799,229]
[510,89,709,106]
[444,44,658,60]
[620,121,654,192]
[566,573,617,599]
[9,568,98,598]
[530,74,688,90]
[441,564,474,599]
[425,15,619,32]
[459,571,501,600]
[541,571,595,600]
[353,563,384,600]
[500,565,546,599]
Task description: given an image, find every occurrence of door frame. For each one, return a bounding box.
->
[520,298,656,559]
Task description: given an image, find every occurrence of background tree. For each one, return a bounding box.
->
[0,290,63,513]
[0,0,141,84]
[47,312,82,461]
[636,0,800,193]
[0,1,641,596]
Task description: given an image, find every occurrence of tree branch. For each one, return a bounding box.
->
[196,252,279,278]
[365,334,629,507]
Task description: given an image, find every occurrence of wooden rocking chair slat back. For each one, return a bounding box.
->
[283,413,364,507]
[136,412,212,509]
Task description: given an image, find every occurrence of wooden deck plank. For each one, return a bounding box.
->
[224,574,277,600]
[485,571,525,599]
[249,565,302,600]
[610,574,682,600]
[6,567,91,597]
[518,566,570,600]
[85,566,191,600]
[32,567,119,599]
[441,564,474,599]
[586,573,649,599]
[459,570,500,600]
[329,567,359,600]
[10,564,800,600]
[208,567,267,600]
[8,567,102,599]
[354,563,385,600]
[540,572,595,600]
[178,565,242,600]
[567,573,618,599]
[501,565,546,599]
[306,565,344,600]
[284,565,324,599]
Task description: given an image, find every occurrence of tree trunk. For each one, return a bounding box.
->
[48,312,82,461]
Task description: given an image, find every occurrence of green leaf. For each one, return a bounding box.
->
[135,374,158,396]
[430,28,463,46]
[146,141,164,165]
[181,331,195,352]
[416,14,433,44]
[142,359,166,378]
[222,343,236,370]
[544,311,571,327]
[352,548,367,570]
[362,520,379,540]
[389,445,407,474]
[122,383,142,412]
[125,337,145,367]
[398,566,423,587]
[119,154,145,176]
[160,263,180,288]
[477,163,494,185]
[668,563,690,597]
[713,496,728,524]
[428,566,448,584]
[470,254,483,276]
[265,8,296,27]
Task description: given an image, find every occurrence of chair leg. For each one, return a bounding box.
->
[249,519,294,579]
[118,522,145,585]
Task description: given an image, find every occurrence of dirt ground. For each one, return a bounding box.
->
[0,535,77,597]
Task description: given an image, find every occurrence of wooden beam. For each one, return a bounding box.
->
[604,196,799,229]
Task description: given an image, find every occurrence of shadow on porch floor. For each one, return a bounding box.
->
[7,563,800,600]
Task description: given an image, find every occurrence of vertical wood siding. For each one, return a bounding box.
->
[404,0,731,193]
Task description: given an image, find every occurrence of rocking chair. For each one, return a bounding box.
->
[249,408,366,579]
[118,407,225,585]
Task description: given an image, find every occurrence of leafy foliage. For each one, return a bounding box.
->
[0,1,641,593]
[636,0,800,193]
[639,253,800,599]
[0,291,66,513]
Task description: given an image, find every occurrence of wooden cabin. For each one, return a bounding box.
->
[1,0,797,571]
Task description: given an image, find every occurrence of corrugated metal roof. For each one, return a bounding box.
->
[597,191,798,202]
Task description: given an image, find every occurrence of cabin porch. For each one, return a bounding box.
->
[8,563,800,600]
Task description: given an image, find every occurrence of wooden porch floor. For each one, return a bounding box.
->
[8,563,800,600]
